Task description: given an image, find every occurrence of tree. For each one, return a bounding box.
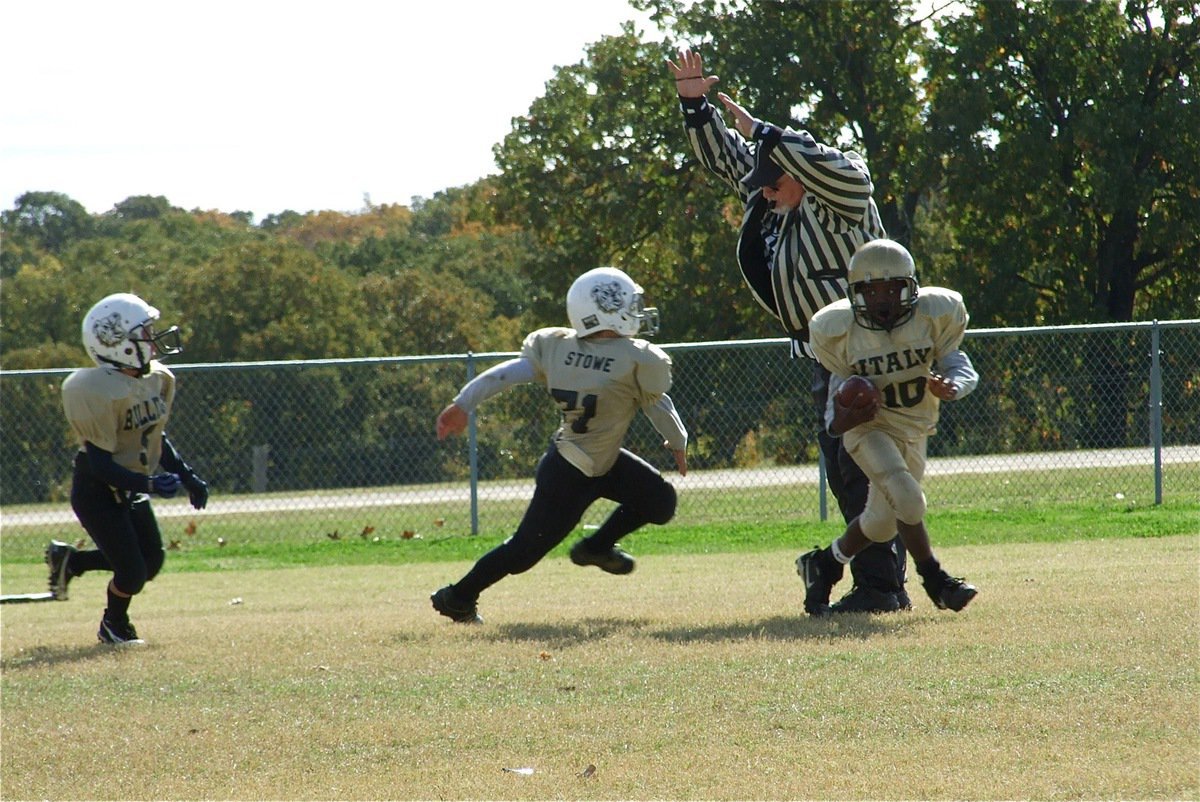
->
[0,191,95,277]
[924,0,1200,324]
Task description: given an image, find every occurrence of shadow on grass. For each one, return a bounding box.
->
[490,617,652,647]
[1,641,149,671]
[649,613,915,643]
[484,613,915,647]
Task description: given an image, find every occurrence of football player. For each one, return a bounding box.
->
[46,293,208,644]
[798,240,980,615]
[431,267,688,624]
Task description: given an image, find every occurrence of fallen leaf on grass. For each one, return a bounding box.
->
[578,764,596,779]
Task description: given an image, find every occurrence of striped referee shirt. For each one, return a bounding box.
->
[681,96,886,358]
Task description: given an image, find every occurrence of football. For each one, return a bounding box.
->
[836,375,881,407]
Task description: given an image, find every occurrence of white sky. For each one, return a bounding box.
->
[1,0,658,221]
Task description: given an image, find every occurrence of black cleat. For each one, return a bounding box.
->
[98,614,144,645]
[924,574,978,612]
[45,540,76,601]
[829,585,904,614]
[569,541,635,575]
[430,586,482,624]
[796,548,842,616]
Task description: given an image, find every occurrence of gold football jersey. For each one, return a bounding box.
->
[61,361,176,476]
[809,287,968,440]
[523,327,675,476]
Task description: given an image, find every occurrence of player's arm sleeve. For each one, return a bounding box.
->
[159,434,200,481]
[679,96,755,199]
[766,125,874,227]
[936,349,979,399]
[452,357,536,412]
[644,394,688,452]
[84,441,150,493]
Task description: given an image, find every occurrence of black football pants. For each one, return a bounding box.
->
[70,453,165,596]
[451,443,677,601]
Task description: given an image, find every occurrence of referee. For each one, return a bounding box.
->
[668,47,908,613]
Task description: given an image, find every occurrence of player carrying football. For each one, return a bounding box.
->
[798,240,980,615]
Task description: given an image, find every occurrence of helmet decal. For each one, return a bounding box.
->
[590,280,626,314]
[92,312,127,348]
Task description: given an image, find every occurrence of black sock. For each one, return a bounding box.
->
[105,587,132,621]
[915,557,942,581]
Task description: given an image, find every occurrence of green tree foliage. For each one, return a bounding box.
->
[1,191,95,278]
[493,27,764,344]
[924,0,1200,324]
[176,239,380,362]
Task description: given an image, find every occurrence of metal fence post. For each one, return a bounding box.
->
[817,450,828,522]
[1149,321,1163,505]
[465,352,480,534]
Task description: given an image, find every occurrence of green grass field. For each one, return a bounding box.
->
[1,471,1197,800]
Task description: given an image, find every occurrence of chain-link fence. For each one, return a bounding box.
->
[2,321,1197,557]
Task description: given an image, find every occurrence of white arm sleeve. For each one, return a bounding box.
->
[937,349,979,398]
[643,394,688,451]
[452,357,536,412]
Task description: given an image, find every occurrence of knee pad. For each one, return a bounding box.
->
[145,548,166,582]
[643,482,677,525]
[882,467,926,525]
[113,566,148,596]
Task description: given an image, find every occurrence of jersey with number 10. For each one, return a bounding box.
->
[522,327,676,477]
[809,287,969,441]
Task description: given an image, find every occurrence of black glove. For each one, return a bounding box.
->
[149,473,181,498]
[182,474,209,510]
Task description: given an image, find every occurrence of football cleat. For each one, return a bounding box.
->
[829,585,904,614]
[98,614,145,645]
[430,586,482,624]
[796,547,843,616]
[924,573,978,612]
[569,541,635,575]
[45,540,77,601]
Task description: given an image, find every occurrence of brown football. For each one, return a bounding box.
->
[836,375,881,407]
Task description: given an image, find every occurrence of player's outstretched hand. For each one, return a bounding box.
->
[436,403,468,440]
[183,474,208,510]
[667,47,719,99]
[715,92,759,140]
[668,445,688,477]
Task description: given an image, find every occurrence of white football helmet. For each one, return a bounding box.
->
[81,292,182,375]
[847,239,919,331]
[566,267,659,337]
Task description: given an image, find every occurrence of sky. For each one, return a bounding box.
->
[2,0,659,222]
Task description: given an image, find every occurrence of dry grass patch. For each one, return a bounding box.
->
[2,536,1197,800]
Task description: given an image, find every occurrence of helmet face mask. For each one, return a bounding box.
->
[82,293,182,376]
[566,267,659,337]
[847,240,919,332]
